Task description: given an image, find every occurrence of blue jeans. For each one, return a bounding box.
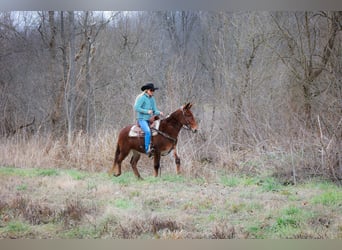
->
[138,120,151,153]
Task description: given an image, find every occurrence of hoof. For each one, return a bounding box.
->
[108,170,121,177]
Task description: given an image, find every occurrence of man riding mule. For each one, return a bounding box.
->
[134,83,164,155]
[108,99,198,179]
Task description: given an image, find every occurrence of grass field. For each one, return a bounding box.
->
[0,166,341,239]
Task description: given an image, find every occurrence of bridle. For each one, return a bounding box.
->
[151,107,194,141]
[150,107,196,157]
[181,107,194,130]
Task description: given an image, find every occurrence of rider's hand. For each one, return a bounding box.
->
[148,110,153,115]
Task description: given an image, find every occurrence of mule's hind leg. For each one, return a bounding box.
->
[109,162,121,177]
[109,146,130,177]
[108,146,121,176]
[130,151,143,180]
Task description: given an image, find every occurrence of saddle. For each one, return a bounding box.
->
[128,116,161,137]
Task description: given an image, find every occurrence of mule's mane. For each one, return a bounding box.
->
[164,108,182,122]
[156,108,181,132]
[160,103,195,133]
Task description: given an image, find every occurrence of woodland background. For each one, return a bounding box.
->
[0,11,341,183]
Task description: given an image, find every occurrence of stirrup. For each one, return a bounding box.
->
[146,145,155,156]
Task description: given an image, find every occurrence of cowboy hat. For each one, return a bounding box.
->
[141,83,159,91]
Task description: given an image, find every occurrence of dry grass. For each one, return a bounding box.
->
[0,167,341,239]
[0,128,340,184]
[0,130,117,171]
[0,130,341,238]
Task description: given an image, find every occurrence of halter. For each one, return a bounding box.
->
[181,107,193,130]
[152,106,194,142]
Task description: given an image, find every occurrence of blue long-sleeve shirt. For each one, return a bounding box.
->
[134,92,161,121]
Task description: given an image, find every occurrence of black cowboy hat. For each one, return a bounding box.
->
[141,83,159,91]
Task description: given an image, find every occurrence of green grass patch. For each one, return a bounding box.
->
[1,220,30,234]
[16,183,28,191]
[303,180,339,191]
[241,176,260,186]
[246,205,306,238]
[59,226,99,239]
[35,169,59,177]
[247,224,265,239]
[110,172,137,185]
[268,206,305,238]
[142,174,186,184]
[220,174,259,187]
[63,169,88,180]
[311,191,342,206]
[259,177,282,192]
[114,198,136,209]
[0,166,59,177]
[0,166,97,180]
[220,175,241,187]
[160,174,186,183]
[0,166,36,177]
[229,203,247,213]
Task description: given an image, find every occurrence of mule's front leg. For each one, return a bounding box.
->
[173,148,181,175]
[153,153,161,177]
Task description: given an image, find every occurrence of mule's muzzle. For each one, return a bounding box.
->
[191,127,198,133]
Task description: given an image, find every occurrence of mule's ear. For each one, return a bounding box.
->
[184,102,193,110]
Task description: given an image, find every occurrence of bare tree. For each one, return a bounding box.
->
[269,11,342,128]
[77,11,115,134]
[65,11,77,144]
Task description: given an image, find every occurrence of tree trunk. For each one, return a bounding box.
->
[66,11,77,144]
[49,11,66,138]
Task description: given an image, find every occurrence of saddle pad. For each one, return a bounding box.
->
[128,120,160,137]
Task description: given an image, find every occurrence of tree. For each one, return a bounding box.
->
[270,11,342,128]
[65,11,77,144]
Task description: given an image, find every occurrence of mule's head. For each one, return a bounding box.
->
[181,102,198,133]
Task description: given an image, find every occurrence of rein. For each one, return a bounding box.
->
[151,127,177,143]
[151,126,177,157]
[150,107,191,157]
